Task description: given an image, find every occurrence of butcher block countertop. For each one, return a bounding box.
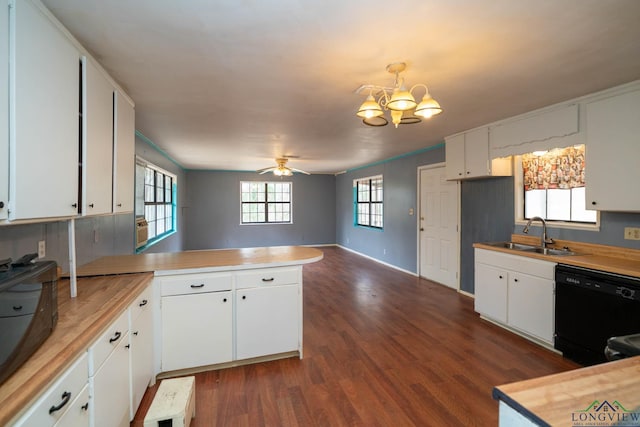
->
[75,245,324,276]
[494,356,640,426]
[474,234,640,278]
[0,272,153,426]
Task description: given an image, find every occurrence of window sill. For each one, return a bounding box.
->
[136,230,177,253]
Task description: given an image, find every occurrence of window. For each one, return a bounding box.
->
[241,181,292,224]
[136,160,176,241]
[517,145,597,226]
[355,175,383,228]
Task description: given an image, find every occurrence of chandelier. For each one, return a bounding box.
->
[356,62,442,128]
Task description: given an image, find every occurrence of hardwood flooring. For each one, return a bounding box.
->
[132,246,579,426]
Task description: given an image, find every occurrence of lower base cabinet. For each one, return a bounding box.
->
[474,249,555,345]
[236,285,299,360]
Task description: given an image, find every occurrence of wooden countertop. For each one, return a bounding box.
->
[75,245,324,276]
[0,273,153,426]
[494,356,640,426]
[474,235,640,278]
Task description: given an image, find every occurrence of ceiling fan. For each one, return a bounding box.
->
[257,158,310,176]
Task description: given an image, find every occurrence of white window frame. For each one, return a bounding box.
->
[240,181,293,225]
[136,158,177,243]
[354,174,384,229]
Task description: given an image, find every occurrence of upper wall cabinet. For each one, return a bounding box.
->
[0,3,9,221]
[113,90,135,213]
[82,57,115,216]
[9,0,80,220]
[445,127,512,180]
[585,89,640,212]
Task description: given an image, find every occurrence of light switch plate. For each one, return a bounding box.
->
[624,227,640,240]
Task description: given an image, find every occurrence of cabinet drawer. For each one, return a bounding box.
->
[236,267,299,289]
[130,284,152,322]
[14,353,88,427]
[159,272,233,296]
[88,310,128,376]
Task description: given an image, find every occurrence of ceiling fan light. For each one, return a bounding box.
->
[387,87,417,111]
[390,110,403,128]
[414,94,442,119]
[356,94,384,119]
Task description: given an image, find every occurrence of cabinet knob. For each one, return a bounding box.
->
[89,203,94,208]
[0,201,4,209]
[125,344,130,349]
[117,203,122,207]
[133,331,139,336]
[81,403,89,411]
[458,172,462,176]
[591,201,597,205]
[71,203,77,208]
[514,278,519,282]
[223,298,228,302]
[49,391,71,414]
[242,295,246,300]
[499,275,503,279]
[466,171,470,175]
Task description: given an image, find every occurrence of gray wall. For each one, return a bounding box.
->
[336,146,446,273]
[183,171,335,249]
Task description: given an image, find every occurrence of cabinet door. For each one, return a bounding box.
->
[91,332,130,427]
[0,1,8,220]
[236,285,299,360]
[585,89,640,211]
[474,263,508,323]
[161,291,232,372]
[9,0,80,220]
[82,57,114,216]
[130,301,153,420]
[464,127,490,178]
[445,134,465,180]
[508,273,554,343]
[113,91,135,213]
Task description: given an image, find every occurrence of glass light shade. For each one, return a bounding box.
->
[273,168,283,176]
[390,110,403,128]
[414,94,442,119]
[386,87,417,111]
[356,94,384,119]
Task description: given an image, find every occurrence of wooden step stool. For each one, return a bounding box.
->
[144,376,196,427]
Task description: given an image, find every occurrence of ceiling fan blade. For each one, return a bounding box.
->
[290,167,311,175]
[256,167,275,174]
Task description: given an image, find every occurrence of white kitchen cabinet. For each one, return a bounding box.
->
[113,90,135,213]
[474,262,508,324]
[159,272,233,372]
[236,284,299,360]
[474,249,555,345]
[13,353,89,427]
[88,310,130,427]
[8,0,80,220]
[0,1,8,221]
[81,57,114,216]
[445,127,511,180]
[585,88,640,211]
[129,285,153,421]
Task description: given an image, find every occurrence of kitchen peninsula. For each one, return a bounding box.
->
[1,246,323,426]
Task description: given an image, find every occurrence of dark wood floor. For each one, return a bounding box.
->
[132,246,579,426]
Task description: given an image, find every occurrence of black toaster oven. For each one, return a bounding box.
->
[0,259,58,385]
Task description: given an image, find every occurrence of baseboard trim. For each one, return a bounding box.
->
[335,244,418,277]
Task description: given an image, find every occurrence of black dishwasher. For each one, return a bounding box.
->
[554,264,640,366]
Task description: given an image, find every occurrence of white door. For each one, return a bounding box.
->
[419,166,459,288]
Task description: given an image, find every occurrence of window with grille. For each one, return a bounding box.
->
[241,181,292,224]
[355,175,383,229]
[136,160,176,241]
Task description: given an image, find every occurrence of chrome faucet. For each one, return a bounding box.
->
[523,216,554,248]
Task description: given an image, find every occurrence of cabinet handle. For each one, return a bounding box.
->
[125,344,130,349]
[262,277,275,282]
[13,305,23,311]
[89,203,94,208]
[190,284,205,288]
[81,402,89,411]
[109,331,122,343]
[49,391,71,414]
[139,299,148,307]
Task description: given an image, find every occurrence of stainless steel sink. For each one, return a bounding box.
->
[484,241,578,256]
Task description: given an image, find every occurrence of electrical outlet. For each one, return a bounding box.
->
[38,240,46,258]
[624,227,640,240]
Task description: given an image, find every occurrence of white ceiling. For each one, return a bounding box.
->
[42,0,640,174]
